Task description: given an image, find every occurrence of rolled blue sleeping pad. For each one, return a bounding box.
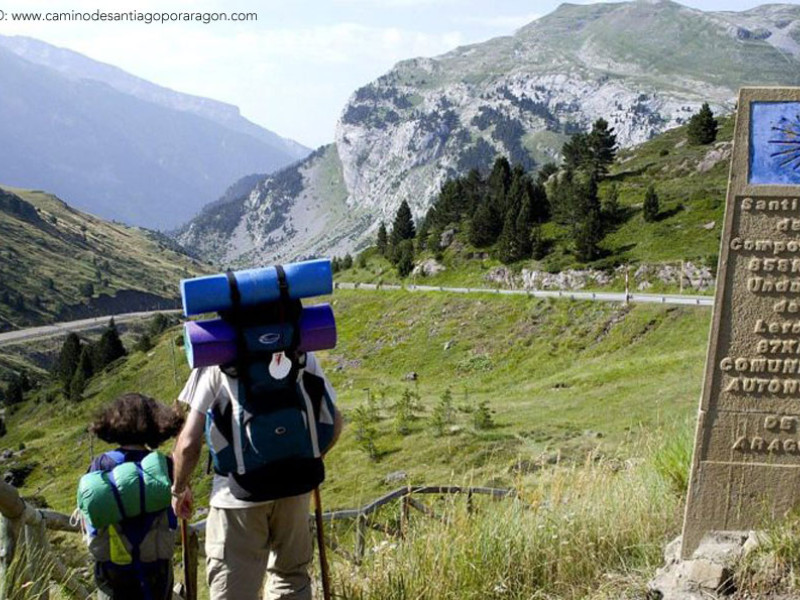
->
[180,259,332,317]
[184,303,337,368]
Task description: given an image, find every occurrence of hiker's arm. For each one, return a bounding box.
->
[171,408,204,518]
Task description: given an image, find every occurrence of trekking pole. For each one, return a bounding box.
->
[313,488,332,600]
[180,518,197,600]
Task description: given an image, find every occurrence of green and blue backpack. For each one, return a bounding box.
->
[77,450,177,600]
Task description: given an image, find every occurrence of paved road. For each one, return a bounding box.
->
[335,281,714,307]
[0,309,182,348]
[0,284,712,349]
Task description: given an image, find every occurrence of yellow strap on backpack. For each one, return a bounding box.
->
[108,524,132,565]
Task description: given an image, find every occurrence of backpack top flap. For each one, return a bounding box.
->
[78,451,172,530]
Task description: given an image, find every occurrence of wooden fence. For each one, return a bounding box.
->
[0,482,513,599]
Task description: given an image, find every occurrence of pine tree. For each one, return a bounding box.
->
[462,169,484,218]
[587,118,618,178]
[487,157,512,217]
[395,240,415,278]
[56,333,82,387]
[687,103,718,145]
[435,179,463,227]
[94,319,126,370]
[376,222,388,256]
[469,199,501,247]
[496,171,530,264]
[77,346,94,380]
[643,184,660,222]
[342,254,353,269]
[574,177,603,262]
[531,224,547,260]
[562,133,592,172]
[416,210,433,253]
[69,369,86,403]
[390,201,416,244]
[548,169,580,226]
[529,180,550,223]
[602,182,621,224]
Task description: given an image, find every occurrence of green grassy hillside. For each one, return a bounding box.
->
[0,288,711,598]
[0,185,211,331]
[4,290,710,513]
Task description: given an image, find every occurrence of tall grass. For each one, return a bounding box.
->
[332,441,686,600]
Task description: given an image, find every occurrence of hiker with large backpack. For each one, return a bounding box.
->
[171,260,344,600]
[77,393,184,600]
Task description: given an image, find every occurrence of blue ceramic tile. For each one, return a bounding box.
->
[750,101,800,185]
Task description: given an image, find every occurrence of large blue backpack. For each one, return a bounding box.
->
[204,286,337,502]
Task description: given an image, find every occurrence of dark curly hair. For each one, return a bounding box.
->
[90,393,184,448]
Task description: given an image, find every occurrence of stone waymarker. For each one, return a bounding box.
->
[682,88,800,559]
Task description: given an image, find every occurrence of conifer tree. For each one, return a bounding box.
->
[436,179,463,227]
[342,254,353,269]
[69,369,86,403]
[94,318,126,370]
[416,210,433,253]
[531,224,547,260]
[602,182,621,224]
[587,118,618,178]
[562,133,592,172]
[469,199,501,247]
[389,200,416,260]
[687,103,718,145]
[643,184,660,222]
[77,346,94,380]
[487,157,512,217]
[56,333,82,387]
[395,240,415,278]
[462,169,484,218]
[574,177,603,262]
[376,222,388,256]
[496,170,531,264]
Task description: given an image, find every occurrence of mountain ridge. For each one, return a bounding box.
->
[178,0,800,266]
[0,35,310,161]
[0,38,308,230]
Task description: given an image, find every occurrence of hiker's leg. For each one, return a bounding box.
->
[206,505,270,600]
[265,492,313,600]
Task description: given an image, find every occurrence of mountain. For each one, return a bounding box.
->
[178,0,800,266]
[0,35,310,230]
[0,184,210,331]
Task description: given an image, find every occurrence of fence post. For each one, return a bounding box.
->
[0,515,20,600]
[354,513,367,565]
[400,495,410,537]
[24,517,49,600]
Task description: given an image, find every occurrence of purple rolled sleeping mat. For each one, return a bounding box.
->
[184,303,337,369]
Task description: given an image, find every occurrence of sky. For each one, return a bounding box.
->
[1,0,799,148]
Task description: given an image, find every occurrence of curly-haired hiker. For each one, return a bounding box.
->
[76,392,184,600]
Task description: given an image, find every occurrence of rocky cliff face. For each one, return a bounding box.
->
[179,0,800,265]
